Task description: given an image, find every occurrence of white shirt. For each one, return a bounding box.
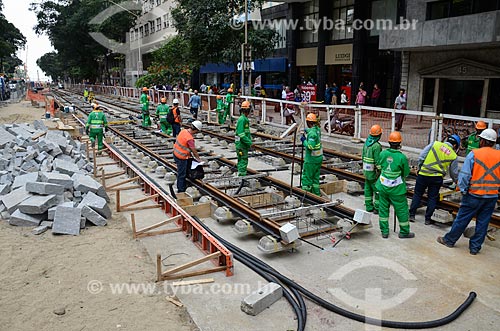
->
[281,90,287,99]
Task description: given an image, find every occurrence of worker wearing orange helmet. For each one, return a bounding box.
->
[375,131,413,239]
[235,100,253,176]
[362,124,383,213]
[466,120,487,155]
[155,97,172,135]
[216,95,225,124]
[300,113,323,196]
[140,87,151,127]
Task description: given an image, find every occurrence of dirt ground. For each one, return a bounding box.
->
[0,101,196,331]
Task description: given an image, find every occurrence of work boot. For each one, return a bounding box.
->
[382,233,389,239]
[409,215,415,223]
[373,209,379,215]
[425,219,434,225]
[436,236,453,248]
[398,232,415,239]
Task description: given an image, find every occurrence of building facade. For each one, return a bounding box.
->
[380,0,500,118]
[125,0,177,86]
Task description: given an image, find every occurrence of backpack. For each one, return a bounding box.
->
[166,108,175,124]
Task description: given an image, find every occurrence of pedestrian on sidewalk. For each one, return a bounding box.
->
[363,125,383,213]
[235,101,253,176]
[394,88,406,131]
[173,120,203,193]
[409,135,460,225]
[187,90,201,119]
[285,86,296,125]
[371,84,381,107]
[375,131,414,239]
[355,87,367,106]
[301,113,323,196]
[437,129,500,255]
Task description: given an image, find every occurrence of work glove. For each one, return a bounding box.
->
[300,134,306,143]
[85,127,89,135]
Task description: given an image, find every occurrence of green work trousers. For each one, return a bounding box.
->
[142,112,151,127]
[159,120,172,135]
[89,129,104,150]
[378,192,410,236]
[302,162,321,196]
[237,148,249,176]
[364,178,379,212]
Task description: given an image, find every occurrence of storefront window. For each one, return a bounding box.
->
[332,0,354,40]
[488,79,500,111]
[422,78,435,106]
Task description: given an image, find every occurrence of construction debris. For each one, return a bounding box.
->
[0,121,112,236]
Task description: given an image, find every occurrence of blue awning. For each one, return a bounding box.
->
[254,57,287,72]
[200,63,235,74]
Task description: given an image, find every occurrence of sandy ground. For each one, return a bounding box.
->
[0,101,196,331]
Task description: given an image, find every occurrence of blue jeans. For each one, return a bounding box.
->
[409,175,443,221]
[174,155,188,193]
[190,107,199,119]
[443,193,497,253]
[172,123,181,137]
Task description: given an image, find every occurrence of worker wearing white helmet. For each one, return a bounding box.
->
[173,120,203,193]
[171,98,181,137]
[438,128,500,255]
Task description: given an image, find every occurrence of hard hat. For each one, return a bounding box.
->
[370,124,382,136]
[306,113,317,122]
[216,95,222,99]
[161,97,167,103]
[142,87,148,92]
[478,128,497,142]
[447,134,461,147]
[173,98,179,104]
[227,88,233,93]
[388,131,402,143]
[475,121,487,130]
[241,101,251,109]
[192,120,203,131]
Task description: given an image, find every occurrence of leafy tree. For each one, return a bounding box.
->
[0,5,26,73]
[135,35,194,88]
[36,52,64,80]
[172,0,279,66]
[31,0,137,81]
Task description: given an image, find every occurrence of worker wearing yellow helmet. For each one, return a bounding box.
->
[140,87,151,127]
[300,113,323,196]
[375,131,413,239]
[222,87,234,124]
[156,97,172,135]
[235,101,253,176]
[466,120,487,155]
[216,95,225,125]
[362,124,383,213]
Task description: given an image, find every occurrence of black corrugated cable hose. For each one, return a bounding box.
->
[194,217,476,329]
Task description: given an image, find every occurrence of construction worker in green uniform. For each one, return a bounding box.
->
[235,101,252,176]
[466,120,487,155]
[156,97,172,134]
[301,113,323,196]
[216,95,225,125]
[85,104,108,151]
[140,87,151,127]
[222,88,234,124]
[375,131,414,239]
[363,124,383,213]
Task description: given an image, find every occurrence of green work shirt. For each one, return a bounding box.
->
[216,99,224,111]
[235,115,252,150]
[466,132,480,155]
[86,110,108,129]
[375,148,410,195]
[226,92,234,105]
[303,126,323,164]
[156,104,170,121]
[140,93,149,112]
[362,135,382,181]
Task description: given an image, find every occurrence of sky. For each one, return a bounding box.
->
[3,0,54,81]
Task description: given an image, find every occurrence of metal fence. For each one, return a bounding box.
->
[70,83,500,155]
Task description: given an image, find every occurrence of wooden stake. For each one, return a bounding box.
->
[166,296,183,307]
[171,278,214,286]
[156,254,162,282]
[116,190,121,212]
[131,213,137,238]
[101,168,106,188]
[119,193,159,210]
[104,170,126,179]
[161,267,227,281]
[162,251,221,276]
[93,147,97,177]
[106,176,140,190]
[134,215,181,236]
[96,161,119,167]
[107,185,142,192]
[86,140,89,165]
